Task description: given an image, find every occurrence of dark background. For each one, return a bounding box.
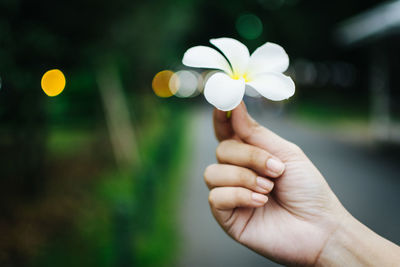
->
[0,0,399,266]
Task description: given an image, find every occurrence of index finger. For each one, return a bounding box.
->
[213,108,234,141]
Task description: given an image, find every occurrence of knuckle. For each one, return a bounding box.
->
[215,143,225,161]
[203,164,218,185]
[216,139,236,161]
[232,188,248,204]
[238,168,254,187]
[289,142,304,155]
[233,188,243,201]
[249,147,264,167]
[208,189,217,206]
[241,121,261,142]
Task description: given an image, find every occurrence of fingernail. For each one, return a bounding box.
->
[252,193,268,204]
[266,158,285,175]
[256,177,274,192]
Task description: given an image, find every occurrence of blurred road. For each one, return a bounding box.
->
[178,102,400,267]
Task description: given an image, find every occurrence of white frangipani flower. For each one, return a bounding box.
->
[182,37,295,111]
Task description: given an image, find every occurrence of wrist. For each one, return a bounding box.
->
[315,212,360,267]
[315,212,400,267]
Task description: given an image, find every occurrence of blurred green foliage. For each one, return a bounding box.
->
[0,0,196,265]
[33,102,190,267]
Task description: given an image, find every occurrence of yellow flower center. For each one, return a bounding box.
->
[231,73,250,82]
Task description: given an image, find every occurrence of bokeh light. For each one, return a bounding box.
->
[152,70,175,98]
[0,76,2,90]
[315,63,330,86]
[292,59,356,88]
[293,59,317,85]
[202,70,219,89]
[41,69,66,97]
[169,70,201,98]
[236,14,263,40]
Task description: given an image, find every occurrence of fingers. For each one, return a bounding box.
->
[216,139,285,178]
[213,101,301,158]
[213,108,234,141]
[208,187,268,210]
[204,164,274,194]
[231,102,298,156]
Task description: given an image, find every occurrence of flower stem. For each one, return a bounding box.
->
[226,110,232,119]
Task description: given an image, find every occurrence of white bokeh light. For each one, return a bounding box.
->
[170,70,201,98]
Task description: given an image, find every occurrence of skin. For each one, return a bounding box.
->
[204,102,400,266]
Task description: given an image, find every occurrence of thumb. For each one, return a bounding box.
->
[213,108,234,141]
[231,102,295,156]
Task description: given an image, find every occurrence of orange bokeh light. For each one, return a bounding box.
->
[41,69,66,97]
[152,70,175,98]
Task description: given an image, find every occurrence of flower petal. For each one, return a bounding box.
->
[204,72,245,111]
[182,46,232,75]
[210,38,250,76]
[246,72,295,101]
[247,42,289,77]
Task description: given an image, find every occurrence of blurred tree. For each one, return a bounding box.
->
[0,0,197,265]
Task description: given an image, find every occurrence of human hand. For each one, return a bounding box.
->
[204,102,349,266]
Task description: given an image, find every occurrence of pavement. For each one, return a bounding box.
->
[178,101,400,267]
